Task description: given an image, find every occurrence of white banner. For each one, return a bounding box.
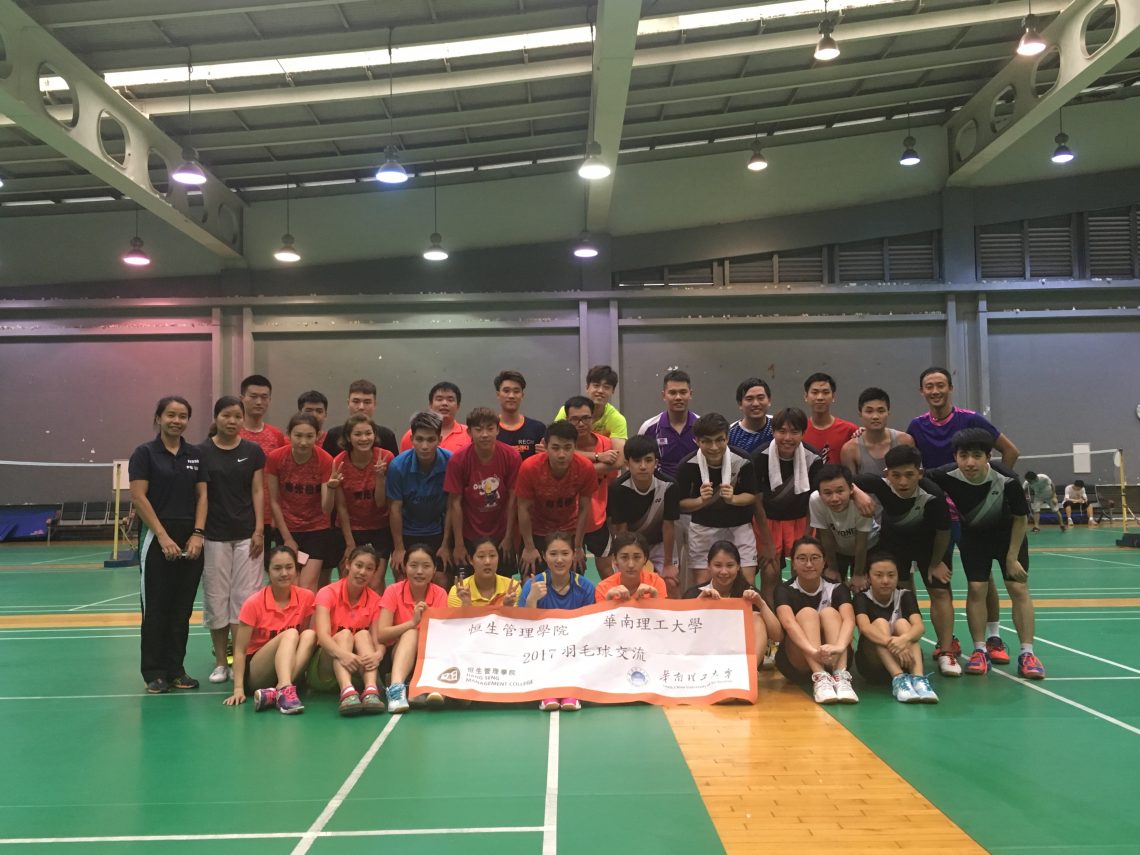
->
[409,600,756,705]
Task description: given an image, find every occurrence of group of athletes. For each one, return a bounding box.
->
[127,362,1084,715]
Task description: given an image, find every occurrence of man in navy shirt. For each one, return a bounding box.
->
[387,411,452,587]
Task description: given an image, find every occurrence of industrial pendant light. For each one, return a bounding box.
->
[1017,1,1047,57]
[899,106,920,166]
[375,36,409,184]
[423,167,448,261]
[578,16,611,181]
[122,208,151,267]
[746,126,768,171]
[814,1,840,62]
[573,232,599,259]
[172,52,207,186]
[273,179,301,263]
[1051,108,1075,164]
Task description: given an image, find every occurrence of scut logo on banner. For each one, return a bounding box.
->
[437,667,460,683]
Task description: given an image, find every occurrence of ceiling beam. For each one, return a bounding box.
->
[584,0,640,233]
[3,0,1069,129]
[946,0,1140,186]
[0,0,245,260]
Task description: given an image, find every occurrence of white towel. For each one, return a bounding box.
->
[769,444,810,494]
[697,449,734,488]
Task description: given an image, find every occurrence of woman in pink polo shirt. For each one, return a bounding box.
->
[313,545,386,717]
[377,543,448,713]
[224,546,317,715]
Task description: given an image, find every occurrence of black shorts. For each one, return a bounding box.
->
[854,642,893,685]
[352,528,393,559]
[404,532,445,566]
[879,538,952,592]
[293,529,338,565]
[774,641,811,684]
[583,525,612,558]
[824,552,855,582]
[959,532,1030,583]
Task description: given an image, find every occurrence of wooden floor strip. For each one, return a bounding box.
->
[666,678,986,854]
[0,611,203,629]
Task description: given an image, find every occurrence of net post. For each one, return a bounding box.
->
[111,462,121,561]
[104,461,137,568]
[1121,450,1130,535]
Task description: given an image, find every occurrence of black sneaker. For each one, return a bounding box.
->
[171,674,200,690]
[145,677,170,694]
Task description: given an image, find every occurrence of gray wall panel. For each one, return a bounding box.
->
[0,339,213,504]
[618,324,946,432]
[989,321,1140,487]
[253,331,581,437]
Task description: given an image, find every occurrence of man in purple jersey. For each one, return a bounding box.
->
[907,367,1020,667]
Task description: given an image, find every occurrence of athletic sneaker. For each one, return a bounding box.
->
[1018,652,1046,680]
[965,650,990,675]
[831,670,859,704]
[910,674,939,703]
[891,673,918,703]
[812,671,838,704]
[277,684,304,715]
[559,698,581,711]
[425,691,445,708]
[762,641,778,669]
[986,636,1011,665]
[339,689,363,717]
[208,665,231,684]
[252,687,278,711]
[937,652,962,677]
[539,698,561,711]
[145,677,169,694]
[170,674,199,690]
[360,688,385,715]
[386,683,410,714]
[950,636,962,657]
[225,640,234,667]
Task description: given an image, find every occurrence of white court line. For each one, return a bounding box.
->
[1042,552,1140,568]
[20,550,108,566]
[542,710,560,855]
[1035,617,1140,622]
[998,623,1140,675]
[290,714,402,855]
[0,691,228,701]
[0,632,208,642]
[0,827,545,846]
[1046,676,1140,681]
[920,638,1140,737]
[67,593,136,612]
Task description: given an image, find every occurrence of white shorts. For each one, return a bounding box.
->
[1030,498,1059,512]
[202,539,264,629]
[686,522,757,569]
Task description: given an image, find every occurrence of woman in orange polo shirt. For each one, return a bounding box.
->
[595,531,667,602]
[377,544,449,713]
[313,545,386,717]
[224,546,317,714]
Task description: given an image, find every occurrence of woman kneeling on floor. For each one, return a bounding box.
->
[224,546,317,714]
[312,545,387,716]
[773,535,859,705]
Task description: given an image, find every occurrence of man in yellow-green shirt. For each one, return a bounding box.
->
[552,364,628,457]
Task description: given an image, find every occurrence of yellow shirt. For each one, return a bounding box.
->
[447,574,515,607]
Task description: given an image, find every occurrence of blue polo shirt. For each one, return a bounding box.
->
[386,448,452,536]
[637,411,699,480]
[519,572,596,610]
[128,437,208,521]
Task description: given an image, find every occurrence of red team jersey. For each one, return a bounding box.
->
[265,445,334,532]
[238,585,316,654]
[314,578,383,633]
[443,442,521,540]
[586,434,618,531]
[334,447,394,530]
[514,453,597,536]
[804,418,857,465]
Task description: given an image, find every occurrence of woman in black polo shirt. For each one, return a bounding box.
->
[129,396,209,694]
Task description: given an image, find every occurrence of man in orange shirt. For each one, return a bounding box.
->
[400,381,472,454]
[565,395,620,578]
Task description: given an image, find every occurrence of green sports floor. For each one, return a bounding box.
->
[1,529,1138,853]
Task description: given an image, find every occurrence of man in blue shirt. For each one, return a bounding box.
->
[387,411,452,587]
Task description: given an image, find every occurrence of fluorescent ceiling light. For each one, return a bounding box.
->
[38,1,909,93]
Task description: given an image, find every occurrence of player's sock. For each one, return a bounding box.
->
[975,642,987,652]
[1020,643,1033,654]
[986,622,1000,639]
